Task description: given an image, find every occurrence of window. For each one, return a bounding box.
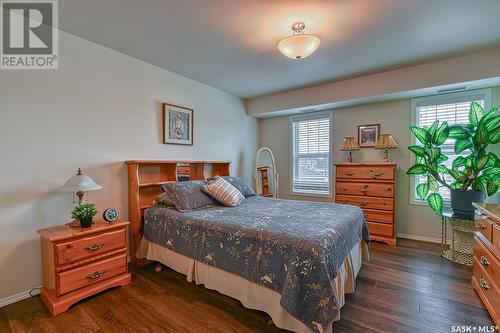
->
[410,89,491,204]
[290,112,331,195]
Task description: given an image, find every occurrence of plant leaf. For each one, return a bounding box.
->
[473,123,489,145]
[481,107,497,122]
[408,145,426,157]
[450,181,462,189]
[489,125,500,144]
[450,169,467,182]
[436,154,449,164]
[416,183,429,200]
[452,156,466,169]
[486,181,498,196]
[437,165,449,174]
[433,121,449,145]
[474,154,489,171]
[469,101,484,126]
[415,155,425,165]
[448,125,470,139]
[426,147,441,163]
[407,164,428,175]
[484,115,500,130]
[428,120,439,138]
[428,176,440,192]
[427,193,443,214]
[454,139,472,154]
[410,126,431,146]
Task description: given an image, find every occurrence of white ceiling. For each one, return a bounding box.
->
[60,0,500,99]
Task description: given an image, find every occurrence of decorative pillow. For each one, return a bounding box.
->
[202,177,245,207]
[153,192,175,207]
[161,180,217,212]
[211,176,256,197]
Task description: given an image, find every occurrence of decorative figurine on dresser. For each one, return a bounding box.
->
[471,203,499,327]
[335,163,398,245]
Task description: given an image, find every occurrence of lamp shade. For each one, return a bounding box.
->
[59,168,102,193]
[278,22,320,60]
[339,137,360,151]
[375,134,398,150]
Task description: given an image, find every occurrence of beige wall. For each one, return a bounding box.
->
[259,87,500,241]
[0,32,257,300]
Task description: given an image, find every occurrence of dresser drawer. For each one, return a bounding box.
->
[475,216,493,242]
[363,209,394,224]
[336,165,395,181]
[366,221,393,237]
[336,195,394,211]
[472,256,500,315]
[336,182,394,198]
[55,228,126,266]
[474,237,500,282]
[493,223,500,250]
[57,253,127,295]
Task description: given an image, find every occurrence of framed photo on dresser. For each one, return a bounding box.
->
[163,103,193,145]
[358,124,380,147]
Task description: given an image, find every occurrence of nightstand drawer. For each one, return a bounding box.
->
[336,165,395,181]
[57,253,127,295]
[55,228,126,265]
[474,237,500,282]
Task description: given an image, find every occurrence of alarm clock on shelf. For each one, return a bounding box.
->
[103,208,119,223]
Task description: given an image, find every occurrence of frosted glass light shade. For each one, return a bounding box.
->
[278,34,320,60]
[59,169,102,193]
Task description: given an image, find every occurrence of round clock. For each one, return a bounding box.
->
[103,208,119,223]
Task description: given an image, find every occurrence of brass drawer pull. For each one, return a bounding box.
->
[346,172,354,176]
[360,201,368,206]
[479,277,489,290]
[372,171,384,177]
[476,223,486,230]
[85,242,104,251]
[479,256,490,266]
[360,186,369,194]
[87,270,106,279]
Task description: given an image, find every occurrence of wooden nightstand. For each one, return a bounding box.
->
[37,220,132,315]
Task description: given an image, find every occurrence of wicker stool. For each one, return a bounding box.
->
[441,210,474,266]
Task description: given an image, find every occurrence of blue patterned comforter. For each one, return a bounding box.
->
[143,196,369,332]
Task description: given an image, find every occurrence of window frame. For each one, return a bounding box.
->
[289,111,333,197]
[409,88,492,206]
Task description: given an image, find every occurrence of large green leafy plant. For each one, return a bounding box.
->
[407,102,500,214]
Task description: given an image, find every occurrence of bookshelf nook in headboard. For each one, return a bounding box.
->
[126,160,230,264]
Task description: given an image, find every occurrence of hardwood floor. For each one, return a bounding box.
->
[0,239,494,332]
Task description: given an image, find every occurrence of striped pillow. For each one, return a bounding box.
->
[202,176,244,207]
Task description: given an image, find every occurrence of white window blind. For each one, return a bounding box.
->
[413,92,487,201]
[291,113,331,195]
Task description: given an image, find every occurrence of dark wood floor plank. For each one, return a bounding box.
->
[0,239,493,332]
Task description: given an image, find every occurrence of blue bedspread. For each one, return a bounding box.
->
[143,196,369,332]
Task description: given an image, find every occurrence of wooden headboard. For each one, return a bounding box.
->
[126,160,230,264]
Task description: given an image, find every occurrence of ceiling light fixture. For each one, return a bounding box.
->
[278,22,320,60]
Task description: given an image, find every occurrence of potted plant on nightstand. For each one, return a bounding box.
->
[407,102,499,216]
[71,202,98,228]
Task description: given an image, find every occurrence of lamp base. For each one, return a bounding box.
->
[383,149,389,162]
[347,150,353,163]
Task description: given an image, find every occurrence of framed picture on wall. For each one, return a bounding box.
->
[163,103,193,145]
[358,124,380,147]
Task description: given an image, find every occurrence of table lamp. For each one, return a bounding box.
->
[375,134,398,162]
[59,168,102,203]
[339,137,360,163]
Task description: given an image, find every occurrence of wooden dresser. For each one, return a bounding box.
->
[471,203,499,327]
[37,220,132,315]
[335,163,397,245]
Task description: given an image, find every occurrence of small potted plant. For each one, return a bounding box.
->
[407,102,499,216]
[71,203,98,228]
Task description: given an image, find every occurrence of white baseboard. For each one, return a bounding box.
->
[0,287,41,308]
[397,233,441,244]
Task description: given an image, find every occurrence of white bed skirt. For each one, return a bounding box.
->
[137,237,369,333]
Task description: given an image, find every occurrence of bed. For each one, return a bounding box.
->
[126,160,369,333]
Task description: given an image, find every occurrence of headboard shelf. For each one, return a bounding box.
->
[126,160,231,264]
